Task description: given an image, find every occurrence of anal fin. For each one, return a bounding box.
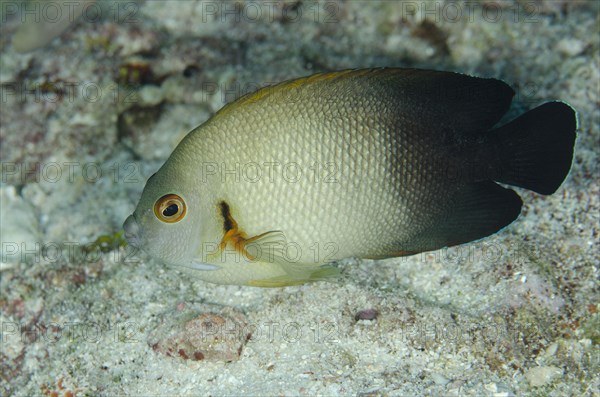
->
[404,182,522,253]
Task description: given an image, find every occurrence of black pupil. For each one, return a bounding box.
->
[163,203,178,217]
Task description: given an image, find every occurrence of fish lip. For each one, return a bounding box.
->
[123,214,141,248]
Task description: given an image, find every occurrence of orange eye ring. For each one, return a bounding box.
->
[154,194,186,223]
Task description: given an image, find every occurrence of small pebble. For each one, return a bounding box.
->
[556,38,586,57]
[355,309,379,321]
[525,366,563,387]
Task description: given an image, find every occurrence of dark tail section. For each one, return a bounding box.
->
[490,101,577,195]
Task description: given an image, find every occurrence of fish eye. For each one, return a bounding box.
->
[154,194,186,223]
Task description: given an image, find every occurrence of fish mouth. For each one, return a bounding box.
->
[123,214,141,248]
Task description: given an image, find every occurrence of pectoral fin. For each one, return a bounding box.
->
[220,228,286,262]
[218,200,286,263]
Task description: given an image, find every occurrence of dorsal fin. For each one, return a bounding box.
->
[379,68,515,140]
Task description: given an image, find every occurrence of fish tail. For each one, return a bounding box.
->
[489,101,577,195]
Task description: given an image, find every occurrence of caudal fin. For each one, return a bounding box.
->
[491,101,577,195]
